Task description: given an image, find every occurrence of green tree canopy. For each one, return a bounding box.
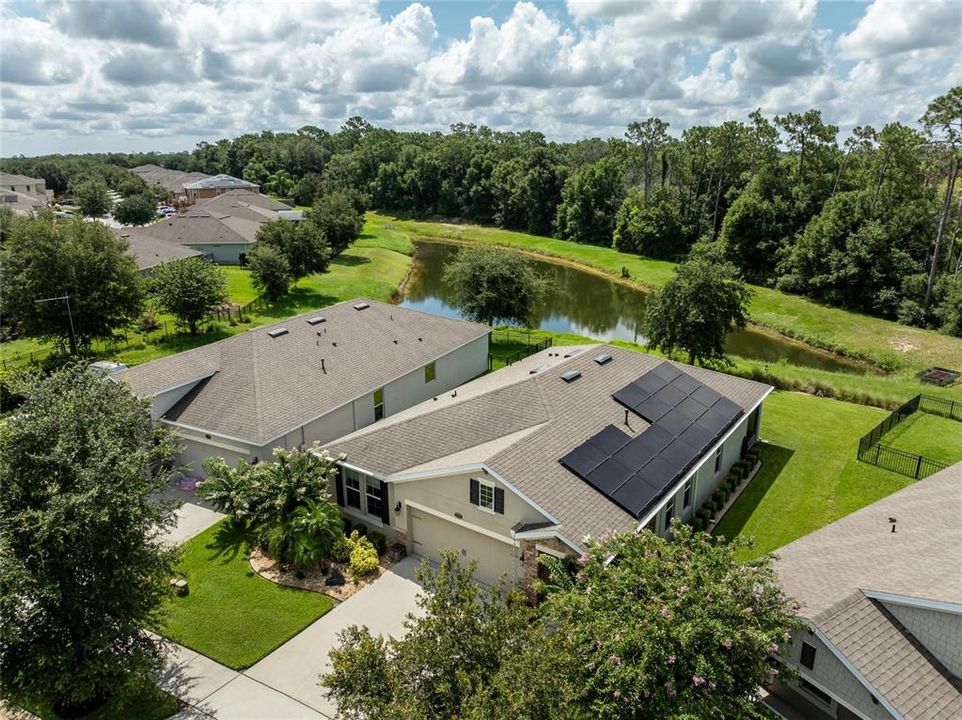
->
[553,156,624,246]
[644,242,753,366]
[0,366,178,712]
[112,194,156,226]
[72,176,111,217]
[308,191,365,255]
[149,257,228,334]
[0,217,143,348]
[247,243,292,300]
[255,219,331,281]
[442,246,549,326]
[613,186,694,260]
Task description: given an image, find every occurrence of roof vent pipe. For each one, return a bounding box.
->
[321,358,326,374]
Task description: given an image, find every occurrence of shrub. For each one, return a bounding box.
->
[342,516,352,534]
[697,508,713,524]
[258,497,343,567]
[332,535,352,563]
[349,532,379,578]
[689,515,704,531]
[367,531,387,556]
[702,500,716,515]
[352,523,367,537]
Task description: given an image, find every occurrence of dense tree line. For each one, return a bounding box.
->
[4,88,960,333]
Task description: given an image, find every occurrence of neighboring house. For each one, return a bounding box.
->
[116,300,490,474]
[0,172,50,199]
[182,174,258,204]
[134,207,263,264]
[0,188,47,215]
[769,462,962,720]
[113,229,203,274]
[130,164,211,200]
[196,190,291,213]
[324,344,771,588]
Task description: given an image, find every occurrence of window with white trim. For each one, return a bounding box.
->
[345,469,361,509]
[365,475,383,517]
[714,445,723,473]
[424,361,436,383]
[373,388,385,421]
[478,480,495,512]
[682,479,693,509]
[664,498,674,528]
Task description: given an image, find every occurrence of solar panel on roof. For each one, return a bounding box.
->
[561,361,745,518]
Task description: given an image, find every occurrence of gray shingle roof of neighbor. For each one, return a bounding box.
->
[135,209,263,245]
[0,172,46,185]
[325,344,772,546]
[116,300,490,445]
[183,173,258,190]
[197,190,291,212]
[775,462,962,720]
[131,166,212,194]
[113,229,203,270]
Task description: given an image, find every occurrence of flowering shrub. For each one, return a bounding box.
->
[348,531,379,578]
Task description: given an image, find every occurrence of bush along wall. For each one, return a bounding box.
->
[688,447,761,533]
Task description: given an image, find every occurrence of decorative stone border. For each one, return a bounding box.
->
[707,458,762,535]
[249,548,394,603]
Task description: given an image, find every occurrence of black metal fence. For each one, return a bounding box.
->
[856,393,952,479]
[488,330,553,370]
[919,393,962,421]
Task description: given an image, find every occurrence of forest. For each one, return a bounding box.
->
[3,87,960,335]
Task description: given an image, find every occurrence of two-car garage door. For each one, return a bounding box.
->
[409,509,518,587]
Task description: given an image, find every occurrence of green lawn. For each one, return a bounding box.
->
[157,520,334,670]
[369,213,962,376]
[713,391,915,559]
[882,412,962,466]
[13,681,180,720]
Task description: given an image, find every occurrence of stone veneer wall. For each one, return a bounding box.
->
[519,537,576,600]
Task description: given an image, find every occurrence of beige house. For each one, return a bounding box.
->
[130,164,211,199]
[182,174,259,204]
[0,172,49,199]
[116,300,490,474]
[325,345,771,589]
[770,462,962,720]
[133,207,264,264]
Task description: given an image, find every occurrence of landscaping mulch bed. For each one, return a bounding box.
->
[249,548,394,603]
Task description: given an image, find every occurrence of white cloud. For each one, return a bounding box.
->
[837,0,961,60]
[0,0,959,155]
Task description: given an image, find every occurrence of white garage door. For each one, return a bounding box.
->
[409,509,518,587]
[178,439,250,476]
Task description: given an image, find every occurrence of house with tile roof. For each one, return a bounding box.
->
[769,462,962,720]
[116,300,490,476]
[323,344,771,589]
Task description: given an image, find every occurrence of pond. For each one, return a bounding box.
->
[400,241,868,374]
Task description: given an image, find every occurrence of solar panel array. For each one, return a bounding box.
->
[559,362,744,518]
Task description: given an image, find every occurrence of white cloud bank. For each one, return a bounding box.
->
[0,0,959,155]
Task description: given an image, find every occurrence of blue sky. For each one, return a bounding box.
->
[1,1,959,156]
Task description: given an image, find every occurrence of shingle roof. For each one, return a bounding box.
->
[130,166,212,194]
[136,209,261,245]
[117,300,490,445]
[0,172,45,186]
[817,591,962,720]
[775,463,962,719]
[183,174,258,190]
[113,229,203,270]
[197,191,291,212]
[775,463,962,617]
[326,345,772,546]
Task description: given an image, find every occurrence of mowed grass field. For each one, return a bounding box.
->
[157,520,334,670]
[713,391,915,559]
[882,412,962,466]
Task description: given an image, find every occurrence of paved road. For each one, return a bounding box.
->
[161,556,424,719]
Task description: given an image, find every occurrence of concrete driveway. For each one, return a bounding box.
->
[245,556,424,717]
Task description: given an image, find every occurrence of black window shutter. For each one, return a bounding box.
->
[378,480,390,525]
[334,467,345,506]
[494,487,505,514]
[469,478,479,505]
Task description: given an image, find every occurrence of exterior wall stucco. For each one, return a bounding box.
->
[181,242,252,264]
[781,630,894,720]
[882,601,962,678]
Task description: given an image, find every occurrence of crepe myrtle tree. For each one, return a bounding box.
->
[321,527,802,720]
[0,365,179,715]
